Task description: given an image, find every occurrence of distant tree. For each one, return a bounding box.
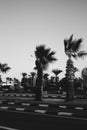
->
[30,72,36,87]
[81,68,87,96]
[34,44,57,100]
[64,34,87,100]
[0,63,11,74]
[6,77,13,83]
[21,72,28,92]
[52,69,62,83]
[43,73,49,91]
[58,77,68,92]
[21,72,27,77]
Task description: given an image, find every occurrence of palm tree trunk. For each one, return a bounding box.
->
[35,68,43,101]
[66,58,75,101]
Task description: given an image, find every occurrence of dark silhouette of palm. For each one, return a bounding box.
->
[34,44,57,100]
[43,73,49,80]
[30,72,36,87]
[21,72,27,77]
[64,34,87,100]
[64,34,87,59]
[52,69,62,83]
[0,63,11,73]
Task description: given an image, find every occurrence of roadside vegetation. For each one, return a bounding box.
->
[0,34,87,102]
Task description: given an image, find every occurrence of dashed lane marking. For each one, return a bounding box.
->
[21,103,30,106]
[16,108,25,111]
[38,104,48,107]
[58,112,73,116]
[8,102,15,105]
[43,95,49,97]
[34,109,47,114]
[75,107,84,110]
[0,106,9,110]
[59,106,67,109]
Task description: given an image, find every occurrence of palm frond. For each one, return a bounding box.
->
[64,39,68,52]
[46,51,57,62]
[68,34,74,49]
[78,51,87,58]
[1,67,11,73]
[72,38,83,52]
[74,67,78,72]
[35,44,57,71]
[69,34,73,43]
[48,51,56,57]
[35,45,46,59]
[0,63,11,73]
[71,53,77,59]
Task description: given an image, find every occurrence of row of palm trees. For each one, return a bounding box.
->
[0,34,87,101]
[34,34,87,101]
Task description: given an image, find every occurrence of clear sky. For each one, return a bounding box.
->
[0,0,87,81]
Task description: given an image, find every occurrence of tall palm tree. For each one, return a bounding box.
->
[52,69,62,83]
[34,44,57,100]
[0,63,11,73]
[64,34,87,100]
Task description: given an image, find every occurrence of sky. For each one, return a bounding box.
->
[0,0,87,81]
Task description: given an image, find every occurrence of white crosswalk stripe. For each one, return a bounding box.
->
[21,103,30,106]
[0,106,9,110]
[59,105,67,108]
[75,107,84,110]
[34,109,46,114]
[38,104,48,107]
[16,108,25,111]
[58,112,73,116]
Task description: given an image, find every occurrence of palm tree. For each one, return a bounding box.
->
[6,77,13,83]
[30,72,36,87]
[64,34,87,100]
[21,72,28,92]
[52,69,62,84]
[34,44,57,100]
[43,73,49,91]
[0,63,11,73]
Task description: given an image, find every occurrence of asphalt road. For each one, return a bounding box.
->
[0,109,87,130]
[0,93,87,129]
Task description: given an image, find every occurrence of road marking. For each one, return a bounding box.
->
[21,103,30,106]
[75,107,84,110]
[0,126,19,130]
[59,105,67,108]
[58,112,73,116]
[0,106,9,110]
[52,96,57,98]
[43,95,48,97]
[8,102,15,105]
[16,107,25,111]
[34,109,46,114]
[38,104,48,107]
[29,94,33,97]
[2,108,87,121]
